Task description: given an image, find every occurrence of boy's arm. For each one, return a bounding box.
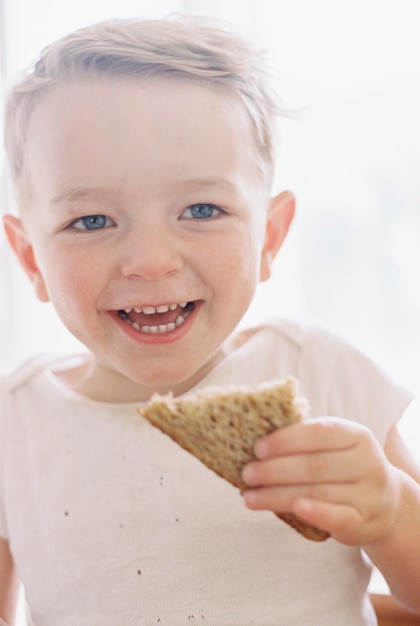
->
[363,423,420,612]
[0,537,19,625]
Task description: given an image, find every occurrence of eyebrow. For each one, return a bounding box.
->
[179,177,240,192]
[50,187,114,207]
[50,178,240,206]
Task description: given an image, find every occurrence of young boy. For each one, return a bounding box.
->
[1,16,419,626]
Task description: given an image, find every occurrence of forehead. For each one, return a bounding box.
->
[27,75,253,148]
[23,75,267,201]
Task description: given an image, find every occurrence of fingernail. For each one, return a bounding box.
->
[254,439,269,459]
[243,489,258,508]
[241,463,254,485]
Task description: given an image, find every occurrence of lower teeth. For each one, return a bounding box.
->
[121,309,191,334]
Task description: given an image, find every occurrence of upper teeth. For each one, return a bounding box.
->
[124,302,187,315]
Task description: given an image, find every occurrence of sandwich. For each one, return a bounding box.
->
[138,376,329,541]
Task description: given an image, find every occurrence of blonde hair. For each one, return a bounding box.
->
[4,15,283,200]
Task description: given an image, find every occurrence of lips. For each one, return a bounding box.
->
[117,301,195,334]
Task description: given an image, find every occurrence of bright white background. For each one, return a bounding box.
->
[1,0,420,619]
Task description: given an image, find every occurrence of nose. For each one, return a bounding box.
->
[119,222,183,281]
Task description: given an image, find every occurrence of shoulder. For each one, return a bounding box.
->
[0,355,57,398]
[224,317,359,388]
[246,316,369,367]
[263,317,406,392]
[250,316,359,352]
[0,353,89,418]
[0,356,58,448]
[248,317,412,442]
[229,316,364,375]
[236,316,310,353]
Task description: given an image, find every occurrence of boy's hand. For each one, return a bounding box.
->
[242,417,402,546]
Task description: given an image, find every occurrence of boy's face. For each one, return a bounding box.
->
[5,76,293,401]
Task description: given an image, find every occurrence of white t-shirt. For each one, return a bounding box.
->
[0,319,413,626]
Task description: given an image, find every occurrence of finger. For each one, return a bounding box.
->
[292,498,364,545]
[254,417,364,460]
[243,482,356,513]
[243,476,391,543]
[244,489,365,544]
[242,447,361,487]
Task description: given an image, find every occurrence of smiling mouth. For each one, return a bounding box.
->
[117,301,196,334]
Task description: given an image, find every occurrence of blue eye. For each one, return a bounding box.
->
[182,204,222,220]
[72,215,113,230]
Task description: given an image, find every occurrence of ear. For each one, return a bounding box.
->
[3,214,50,302]
[259,190,295,282]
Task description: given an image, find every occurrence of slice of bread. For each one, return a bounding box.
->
[138,376,329,542]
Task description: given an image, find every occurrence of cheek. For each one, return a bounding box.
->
[38,248,98,313]
[209,230,262,294]
[234,226,265,275]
